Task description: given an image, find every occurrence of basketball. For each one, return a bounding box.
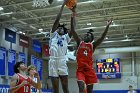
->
[65,0,77,9]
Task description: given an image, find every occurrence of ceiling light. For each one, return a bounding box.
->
[125,35,128,38]
[23,32,26,35]
[105,37,108,39]
[79,0,96,4]
[18,20,27,25]
[30,25,37,30]
[0,12,13,16]
[57,0,63,1]
[39,28,43,32]
[19,31,22,34]
[82,27,97,30]
[0,7,3,11]
[87,23,91,26]
[103,39,135,44]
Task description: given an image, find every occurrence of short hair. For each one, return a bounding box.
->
[57,24,68,34]
[27,65,36,75]
[87,31,94,41]
[27,65,36,72]
[129,85,132,88]
[89,29,94,32]
[14,61,24,73]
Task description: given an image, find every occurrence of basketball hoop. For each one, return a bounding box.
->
[32,0,50,7]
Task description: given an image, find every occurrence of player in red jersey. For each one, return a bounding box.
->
[70,7,112,93]
[9,61,41,93]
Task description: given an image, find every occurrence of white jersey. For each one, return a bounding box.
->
[127,90,137,93]
[31,78,39,93]
[49,31,71,57]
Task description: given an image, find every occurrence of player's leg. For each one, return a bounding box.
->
[60,75,69,93]
[76,70,87,93]
[49,58,59,93]
[86,69,98,93]
[87,84,93,93]
[51,77,59,93]
[77,80,86,93]
[58,58,69,93]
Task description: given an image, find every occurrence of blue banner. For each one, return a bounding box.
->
[37,59,42,80]
[0,47,6,76]
[31,55,42,80]
[8,49,16,76]
[5,28,16,43]
[32,40,41,53]
[0,85,9,93]
[31,55,37,67]
[18,52,26,63]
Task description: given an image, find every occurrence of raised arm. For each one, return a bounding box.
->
[70,7,81,46]
[68,14,74,38]
[30,72,41,89]
[93,19,112,49]
[51,1,67,33]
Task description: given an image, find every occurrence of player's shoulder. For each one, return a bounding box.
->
[79,41,84,44]
[11,74,19,81]
[50,31,58,37]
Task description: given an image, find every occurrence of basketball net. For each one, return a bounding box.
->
[32,0,50,7]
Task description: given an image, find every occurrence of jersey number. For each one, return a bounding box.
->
[24,86,29,92]
[83,50,88,56]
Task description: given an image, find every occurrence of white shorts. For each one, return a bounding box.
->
[49,57,68,77]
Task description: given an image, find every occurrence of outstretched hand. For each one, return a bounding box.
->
[107,18,113,26]
[34,72,40,78]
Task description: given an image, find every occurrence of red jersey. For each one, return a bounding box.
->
[76,41,94,70]
[16,73,31,93]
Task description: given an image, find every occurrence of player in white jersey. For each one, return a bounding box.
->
[28,65,42,93]
[127,85,137,93]
[48,0,76,93]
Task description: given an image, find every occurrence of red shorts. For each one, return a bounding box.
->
[76,68,98,85]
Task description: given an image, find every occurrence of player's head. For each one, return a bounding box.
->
[57,24,68,35]
[83,29,94,43]
[27,65,36,76]
[14,61,27,73]
[129,85,133,90]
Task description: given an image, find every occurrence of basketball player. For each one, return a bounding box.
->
[48,0,75,93]
[28,65,42,93]
[127,85,137,93]
[10,61,41,93]
[71,8,112,93]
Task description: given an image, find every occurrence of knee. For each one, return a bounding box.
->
[62,83,69,93]
[87,85,93,93]
[62,82,68,88]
